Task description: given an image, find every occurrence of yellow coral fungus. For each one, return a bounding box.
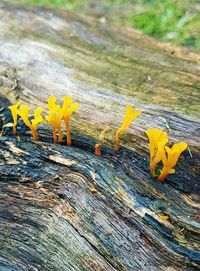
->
[146,128,168,175]
[158,142,188,182]
[46,96,79,145]
[18,105,43,141]
[62,96,79,146]
[95,129,107,156]
[95,143,101,156]
[46,96,63,143]
[8,101,20,134]
[114,105,141,152]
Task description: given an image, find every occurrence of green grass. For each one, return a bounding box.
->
[18,0,80,10]
[130,0,200,51]
[18,0,200,52]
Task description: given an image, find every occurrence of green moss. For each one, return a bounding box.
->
[17,0,200,53]
[51,45,200,119]
[2,17,200,120]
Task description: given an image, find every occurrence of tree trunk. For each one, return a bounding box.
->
[0,1,200,270]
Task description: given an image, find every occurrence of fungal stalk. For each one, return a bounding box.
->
[8,101,20,134]
[95,143,101,156]
[158,142,188,182]
[114,105,141,152]
[18,105,43,141]
[95,129,107,156]
[62,96,79,146]
[46,96,63,143]
[146,128,168,175]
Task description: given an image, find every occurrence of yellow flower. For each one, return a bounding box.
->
[115,105,141,152]
[18,105,43,141]
[46,96,63,143]
[158,142,188,182]
[62,96,79,146]
[146,128,168,175]
[8,101,20,134]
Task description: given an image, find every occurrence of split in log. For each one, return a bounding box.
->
[0,1,200,271]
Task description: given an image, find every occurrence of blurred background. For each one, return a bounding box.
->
[16,0,200,53]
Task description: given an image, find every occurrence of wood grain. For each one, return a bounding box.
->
[0,1,200,270]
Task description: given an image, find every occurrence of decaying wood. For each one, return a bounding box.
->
[0,1,200,270]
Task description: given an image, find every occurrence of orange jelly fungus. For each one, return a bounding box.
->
[46,96,79,145]
[158,142,188,182]
[8,101,20,134]
[114,105,141,152]
[18,105,43,141]
[62,96,79,146]
[95,130,107,156]
[95,143,101,156]
[46,96,63,143]
[146,128,168,175]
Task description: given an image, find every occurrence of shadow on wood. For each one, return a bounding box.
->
[0,1,200,270]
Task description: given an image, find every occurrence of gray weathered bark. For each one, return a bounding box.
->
[0,1,200,271]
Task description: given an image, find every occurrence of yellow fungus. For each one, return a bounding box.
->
[46,96,63,143]
[146,128,168,175]
[46,96,79,145]
[47,96,59,112]
[159,215,169,220]
[5,97,188,186]
[8,101,20,134]
[62,96,79,146]
[146,129,187,181]
[114,105,141,152]
[95,129,107,156]
[18,105,43,141]
[95,143,101,156]
[158,142,188,182]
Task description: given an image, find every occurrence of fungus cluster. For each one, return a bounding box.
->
[8,102,43,141]
[7,96,78,145]
[46,96,79,145]
[6,97,188,182]
[146,128,188,181]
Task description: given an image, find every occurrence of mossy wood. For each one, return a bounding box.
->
[0,1,200,271]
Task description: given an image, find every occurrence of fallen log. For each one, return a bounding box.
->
[0,1,200,270]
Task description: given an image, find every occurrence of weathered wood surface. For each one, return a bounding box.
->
[0,1,200,270]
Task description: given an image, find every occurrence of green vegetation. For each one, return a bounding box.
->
[18,0,79,10]
[18,0,200,52]
[130,0,200,52]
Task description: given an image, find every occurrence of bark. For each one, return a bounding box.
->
[0,1,200,271]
